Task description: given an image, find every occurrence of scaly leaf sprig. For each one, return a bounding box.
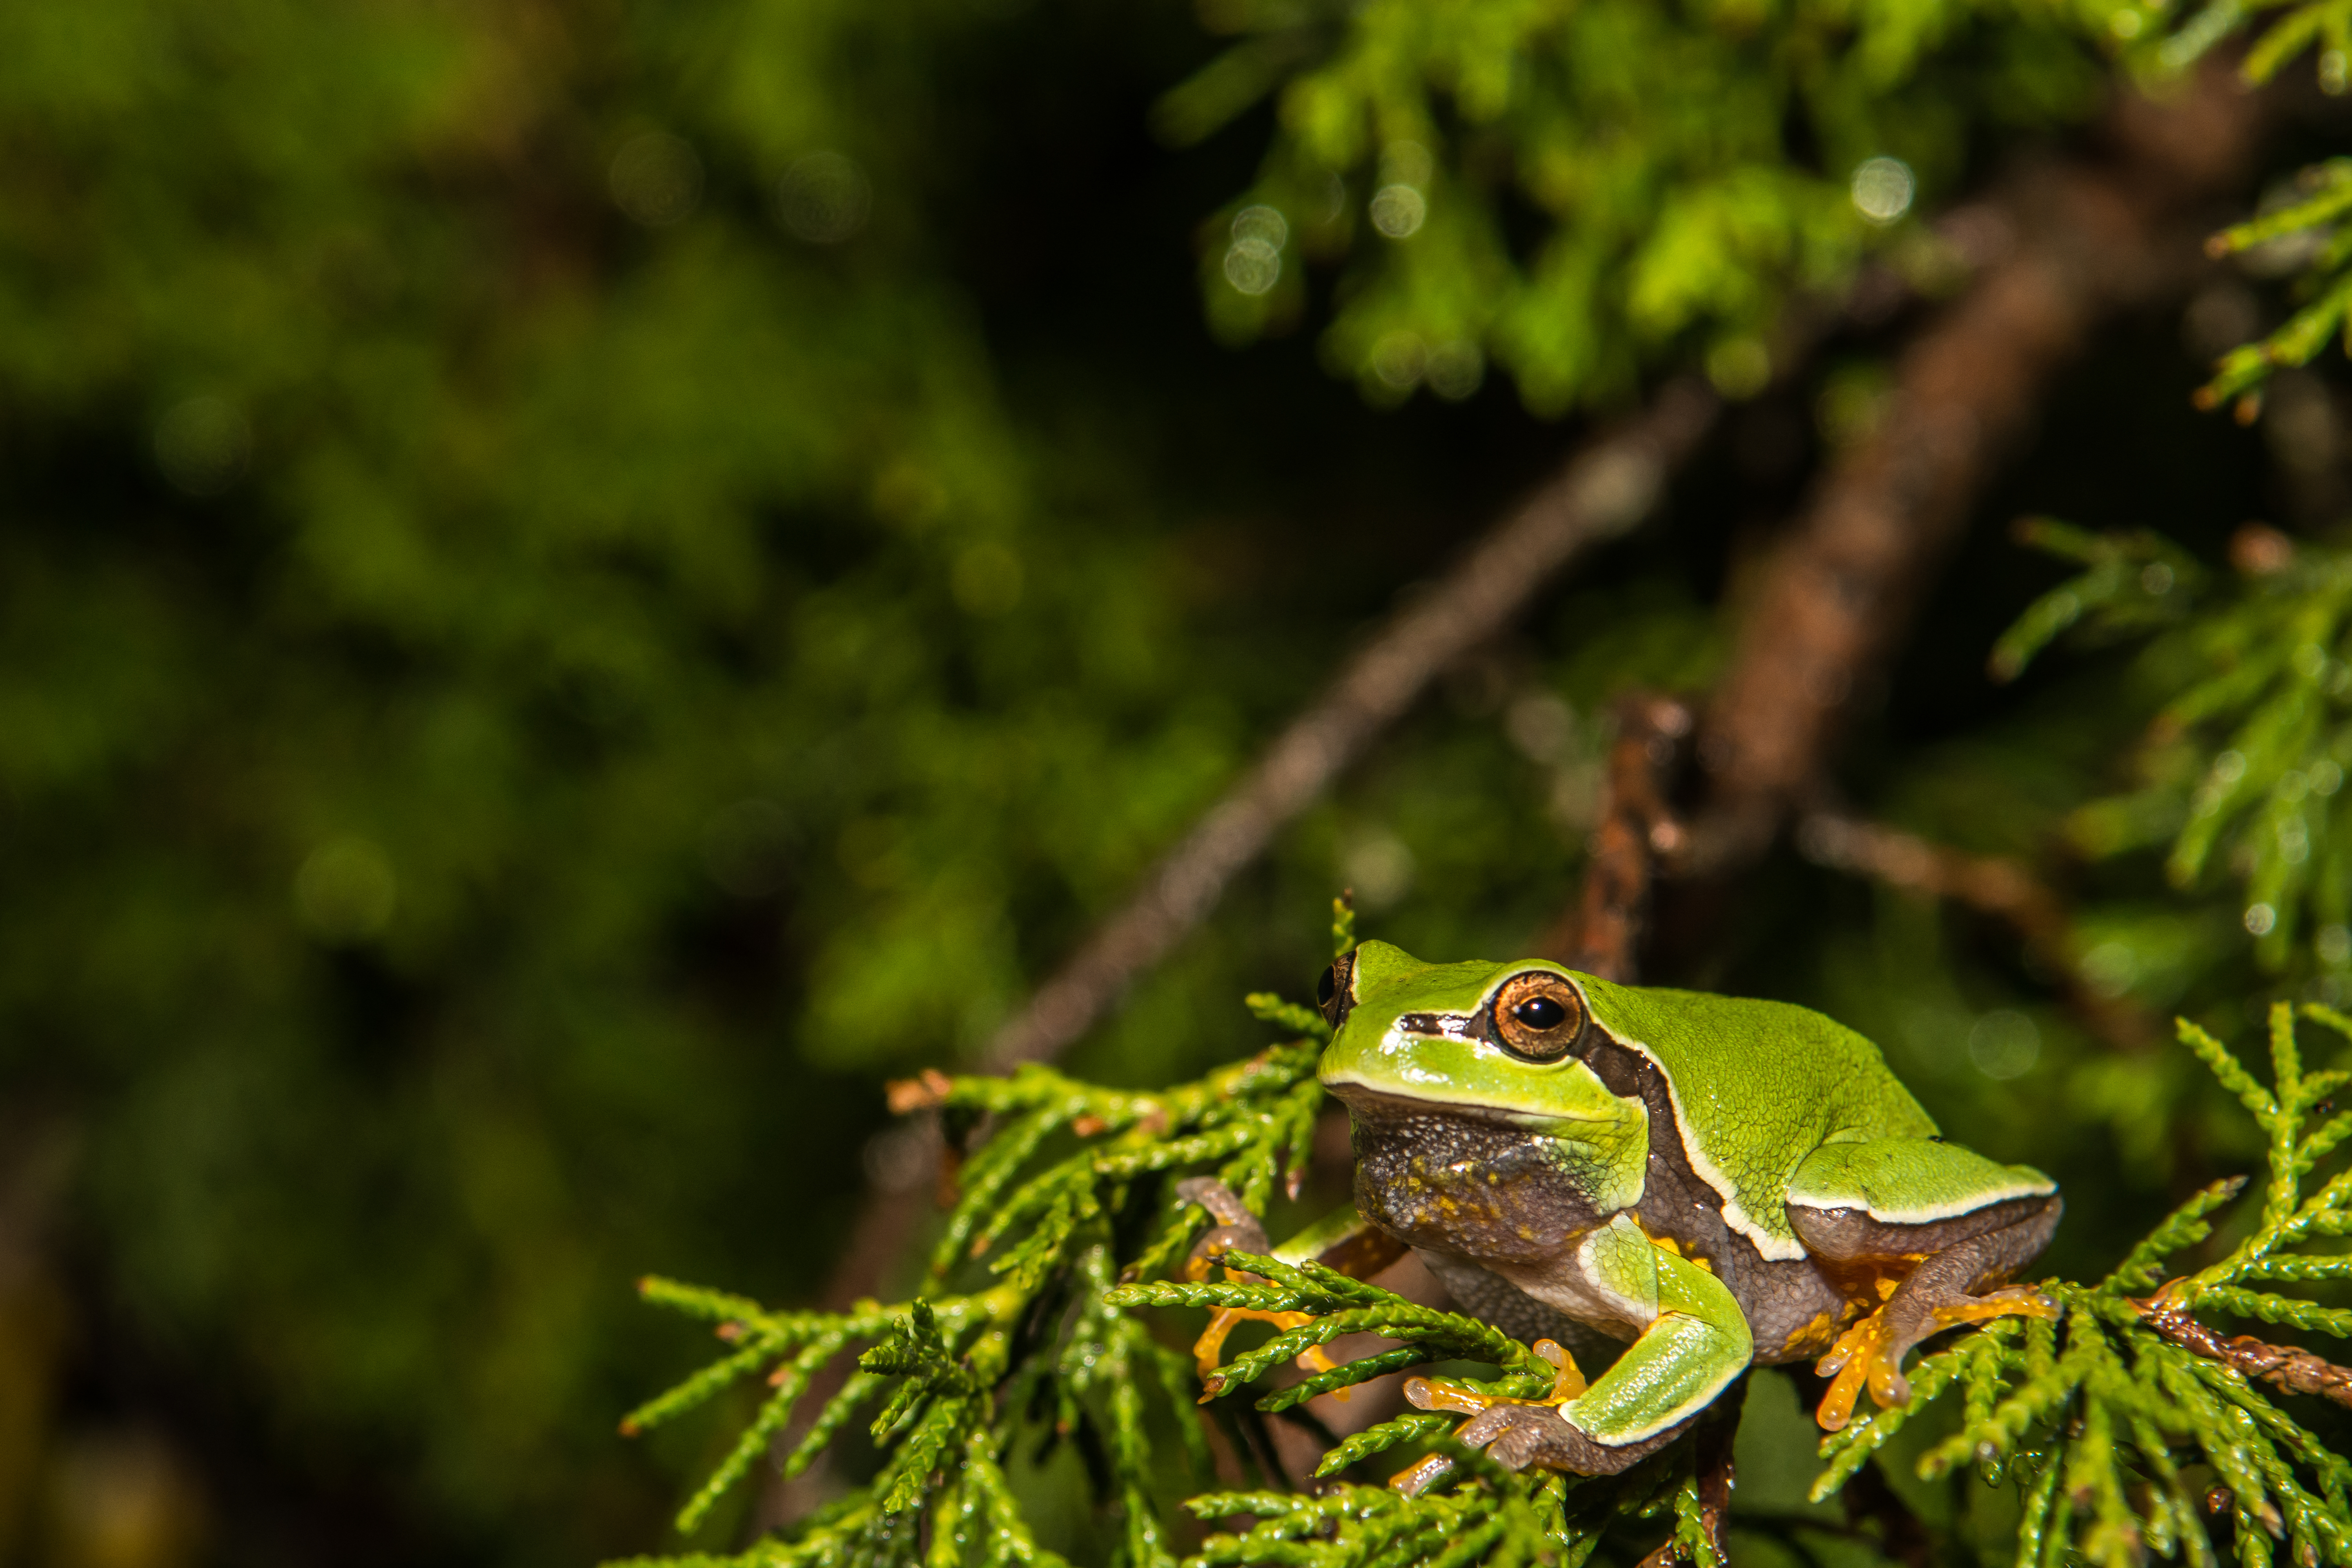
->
[1987,518,2208,683]
[1813,1003,2352,1568]
[1999,525,2352,973]
[2198,157,2352,409]
[613,1016,1332,1568]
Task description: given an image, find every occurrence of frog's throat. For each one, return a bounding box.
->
[1323,1079,1622,1131]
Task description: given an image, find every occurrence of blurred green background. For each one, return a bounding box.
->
[0,0,2341,1564]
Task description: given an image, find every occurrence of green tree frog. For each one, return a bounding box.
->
[1200,940,2061,1480]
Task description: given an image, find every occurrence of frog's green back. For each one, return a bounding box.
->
[1574,975,1937,1261]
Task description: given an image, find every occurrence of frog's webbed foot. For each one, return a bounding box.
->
[1174,1177,1335,1381]
[1793,1186,2062,1431]
[1393,1341,1630,1489]
[1813,1280,2055,1432]
[1392,1400,1686,1487]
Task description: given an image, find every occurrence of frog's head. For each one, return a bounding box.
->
[1314,941,1642,1261]
[1316,940,1616,1117]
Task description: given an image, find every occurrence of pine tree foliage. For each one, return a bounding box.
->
[620,954,2352,1568]
[2199,155,2352,410]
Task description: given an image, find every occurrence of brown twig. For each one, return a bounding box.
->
[2138,1296,2352,1408]
[982,379,1719,1072]
[1535,694,1692,983]
[1689,62,2267,873]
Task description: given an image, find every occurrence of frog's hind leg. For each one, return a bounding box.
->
[1787,1147,2062,1432]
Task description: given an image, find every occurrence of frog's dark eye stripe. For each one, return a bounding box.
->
[1317,949,1359,1032]
[1490,971,1586,1061]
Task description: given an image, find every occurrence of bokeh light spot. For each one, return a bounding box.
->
[1344,833,1415,909]
[1370,331,1425,389]
[1230,205,1287,249]
[1369,185,1426,240]
[1850,156,1916,225]
[1426,339,1484,401]
[1224,238,1281,296]
[1967,1010,2040,1079]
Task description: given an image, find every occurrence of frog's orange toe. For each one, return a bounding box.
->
[1814,1288,2058,1430]
[1931,1285,2057,1331]
[1403,1338,1586,1420]
[1811,1315,1888,1432]
[1190,1303,1322,1379]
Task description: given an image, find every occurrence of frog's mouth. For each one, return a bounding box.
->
[1329,1084,1615,1261]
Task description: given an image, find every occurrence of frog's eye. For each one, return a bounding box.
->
[1317,950,1358,1031]
[1492,972,1586,1061]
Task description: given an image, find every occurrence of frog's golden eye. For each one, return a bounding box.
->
[1492,972,1585,1061]
[1317,949,1358,1031]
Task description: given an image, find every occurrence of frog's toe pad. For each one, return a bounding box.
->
[1812,1314,1900,1432]
[1191,1305,1326,1382]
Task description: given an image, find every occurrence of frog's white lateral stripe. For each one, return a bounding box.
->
[1784,1173,2056,1226]
[1612,1037,1811,1261]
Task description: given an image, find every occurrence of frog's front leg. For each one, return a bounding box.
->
[1176,1178,1409,1375]
[1787,1140,2062,1430]
[1416,1215,1753,1478]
